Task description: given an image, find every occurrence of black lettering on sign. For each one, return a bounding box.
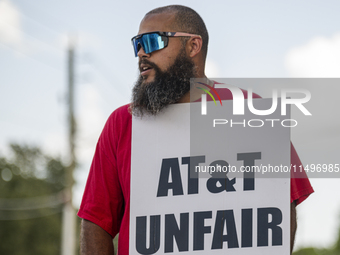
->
[206,160,236,193]
[237,152,261,191]
[257,207,283,246]
[182,156,205,195]
[193,211,212,251]
[136,215,160,254]
[241,209,253,248]
[211,210,239,249]
[157,158,183,197]
[164,213,189,253]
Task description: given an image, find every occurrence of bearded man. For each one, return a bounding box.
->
[78,5,313,255]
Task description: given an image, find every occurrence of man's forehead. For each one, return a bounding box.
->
[138,12,177,34]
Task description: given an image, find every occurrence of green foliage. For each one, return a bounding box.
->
[113,234,118,255]
[335,225,340,253]
[0,143,73,255]
[293,247,334,255]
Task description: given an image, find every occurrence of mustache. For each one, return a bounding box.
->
[139,59,159,71]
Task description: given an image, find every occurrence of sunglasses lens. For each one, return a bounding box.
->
[132,33,167,56]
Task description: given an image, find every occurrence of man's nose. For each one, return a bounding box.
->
[137,44,151,58]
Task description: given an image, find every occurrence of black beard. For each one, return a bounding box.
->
[131,50,196,117]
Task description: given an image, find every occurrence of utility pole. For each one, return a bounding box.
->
[61,35,76,255]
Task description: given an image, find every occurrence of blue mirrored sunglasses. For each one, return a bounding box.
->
[131,31,200,57]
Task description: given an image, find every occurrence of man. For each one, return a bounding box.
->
[78,5,313,255]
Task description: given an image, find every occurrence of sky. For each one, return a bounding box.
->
[1,0,340,251]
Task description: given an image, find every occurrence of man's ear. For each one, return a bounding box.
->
[187,36,202,58]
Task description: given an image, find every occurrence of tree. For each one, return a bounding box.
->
[0,143,76,255]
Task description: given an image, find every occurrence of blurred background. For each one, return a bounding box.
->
[1,0,340,254]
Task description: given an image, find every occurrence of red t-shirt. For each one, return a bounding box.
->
[78,91,314,254]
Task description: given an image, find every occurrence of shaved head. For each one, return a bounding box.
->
[144,5,209,60]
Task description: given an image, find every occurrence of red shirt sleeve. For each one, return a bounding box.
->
[290,143,314,205]
[77,110,125,238]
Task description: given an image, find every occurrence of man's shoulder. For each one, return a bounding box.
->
[98,104,132,145]
[107,104,132,123]
[112,103,131,116]
[100,104,132,136]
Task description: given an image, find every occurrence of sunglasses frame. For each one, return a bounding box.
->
[131,31,201,57]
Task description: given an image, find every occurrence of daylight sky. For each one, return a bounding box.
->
[1,0,340,250]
